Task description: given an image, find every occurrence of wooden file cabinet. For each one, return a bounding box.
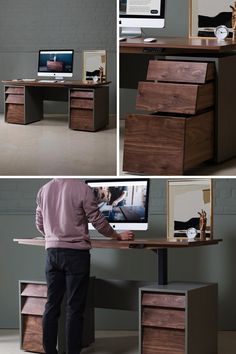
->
[123,60,215,175]
[5,86,25,124]
[69,86,109,131]
[139,283,217,354]
[20,280,95,353]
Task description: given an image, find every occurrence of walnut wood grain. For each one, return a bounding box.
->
[70,90,94,99]
[21,284,47,298]
[23,314,43,334]
[147,61,215,84]
[3,80,111,88]
[123,114,185,175]
[5,104,24,124]
[21,297,46,316]
[142,293,185,309]
[184,111,214,170]
[70,109,94,131]
[142,327,185,354]
[6,94,24,104]
[136,82,214,114]
[70,98,93,109]
[142,307,185,329]
[5,87,24,95]
[22,331,44,353]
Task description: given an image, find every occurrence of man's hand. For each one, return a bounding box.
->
[116,231,135,241]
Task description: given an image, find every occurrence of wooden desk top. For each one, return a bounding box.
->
[13,238,222,250]
[120,37,236,54]
[2,80,111,88]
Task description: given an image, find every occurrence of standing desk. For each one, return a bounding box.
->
[2,80,110,131]
[120,37,236,174]
[14,238,221,354]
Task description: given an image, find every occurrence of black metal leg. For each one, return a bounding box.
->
[157,248,168,285]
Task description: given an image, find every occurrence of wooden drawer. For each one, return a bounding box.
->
[21,297,47,315]
[5,104,24,124]
[70,98,93,109]
[22,331,44,353]
[23,314,43,334]
[123,111,214,175]
[136,82,214,115]
[142,307,185,329]
[142,327,185,354]
[70,109,94,131]
[70,90,94,99]
[21,283,47,298]
[6,94,24,104]
[142,293,185,309]
[147,60,215,84]
[5,86,24,95]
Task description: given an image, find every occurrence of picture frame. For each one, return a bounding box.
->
[167,179,213,241]
[82,50,107,82]
[189,0,233,38]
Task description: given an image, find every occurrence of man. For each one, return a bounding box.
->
[35,179,134,354]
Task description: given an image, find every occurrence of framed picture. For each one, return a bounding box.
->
[167,179,213,241]
[189,0,233,38]
[83,50,107,82]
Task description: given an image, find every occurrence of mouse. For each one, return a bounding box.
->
[143,37,157,43]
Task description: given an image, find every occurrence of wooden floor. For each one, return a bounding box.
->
[0,330,235,353]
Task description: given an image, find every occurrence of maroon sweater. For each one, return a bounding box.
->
[35,179,114,249]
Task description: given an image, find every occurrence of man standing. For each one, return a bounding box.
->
[36,178,134,354]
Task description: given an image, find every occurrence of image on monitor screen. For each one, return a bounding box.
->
[38,50,74,78]
[86,179,149,230]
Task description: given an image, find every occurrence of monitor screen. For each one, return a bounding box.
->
[38,50,74,78]
[119,0,165,33]
[86,179,150,230]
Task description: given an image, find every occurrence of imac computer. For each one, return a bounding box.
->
[86,179,150,231]
[37,50,74,80]
[119,0,165,37]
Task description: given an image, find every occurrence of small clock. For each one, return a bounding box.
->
[214,25,229,40]
[186,228,198,240]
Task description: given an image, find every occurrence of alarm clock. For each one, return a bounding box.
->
[186,228,198,240]
[214,25,229,40]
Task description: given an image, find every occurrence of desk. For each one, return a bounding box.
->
[14,237,221,354]
[120,37,236,174]
[2,80,110,131]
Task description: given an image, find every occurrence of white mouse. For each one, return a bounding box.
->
[143,38,157,43]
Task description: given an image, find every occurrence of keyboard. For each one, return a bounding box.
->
[38,80,56,83]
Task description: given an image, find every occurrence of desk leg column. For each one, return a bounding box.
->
[157,248,168,285]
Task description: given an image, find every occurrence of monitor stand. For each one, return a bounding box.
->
[120,27,142,38]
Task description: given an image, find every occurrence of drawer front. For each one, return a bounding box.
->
[22,332,44,353]
[23,314,43,334]
[6,94,24,104]
[70,109,94,131]
[6,104,24,124]
[123,114,185,175]
[70,90,94,99]
[21,297,47,315]
[142,307,185,329]
[142,293,185,309]
[142,327,185,354]
[21,284,47,298]
[70,98,93,109]
[5,86,24,95]
[147,60,215,84]
[136,82,214,114]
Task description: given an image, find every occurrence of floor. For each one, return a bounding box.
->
[119,120,236,176]
[0,115,116,176]
[0,330,235,354]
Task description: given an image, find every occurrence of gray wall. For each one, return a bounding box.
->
[0,0,116,114]
[120,0,190,118]
[0,178,236,330]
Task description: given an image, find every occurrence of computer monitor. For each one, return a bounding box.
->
[37,50,74,79]
[86,179,150,231]
[119,0,165,36]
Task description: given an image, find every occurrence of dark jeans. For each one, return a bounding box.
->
[43,248,90,354]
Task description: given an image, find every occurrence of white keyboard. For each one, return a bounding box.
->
[38,80,56,83]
